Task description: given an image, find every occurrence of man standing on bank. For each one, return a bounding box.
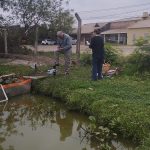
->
[89,29,104,81]
[55,31,72,75]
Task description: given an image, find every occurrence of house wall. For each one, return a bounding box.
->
[127,28,150,45]
[81,34,91,44]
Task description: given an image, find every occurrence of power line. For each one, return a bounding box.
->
[82,7,150,20]
[78,2,150,14]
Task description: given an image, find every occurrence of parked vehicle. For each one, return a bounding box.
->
[71,38,77,45]
[41,39,56,45]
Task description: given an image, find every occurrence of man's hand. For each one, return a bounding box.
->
[57,46,63,51]
[59,48,64,51]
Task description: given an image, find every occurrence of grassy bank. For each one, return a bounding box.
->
[0,65,33,76]
[32,66,150,149]
[0,64,150,149]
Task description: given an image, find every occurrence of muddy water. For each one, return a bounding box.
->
[0,95,136,150]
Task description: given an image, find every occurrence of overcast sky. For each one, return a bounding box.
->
[1,0,150,25]
[66,0,150,24]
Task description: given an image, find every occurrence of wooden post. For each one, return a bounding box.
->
[35,25,38,56]
[75,13,82,64]
[34,25,39,69]
[104,34,106,43]
[4,29,8,54]
[118,33,120,45]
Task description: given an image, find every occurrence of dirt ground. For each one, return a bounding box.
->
[0,54,54,67]
[25,44,136,56]
[0,44,136,66]
[25,45,91,54]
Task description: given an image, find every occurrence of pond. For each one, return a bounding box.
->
[0,95,136,150]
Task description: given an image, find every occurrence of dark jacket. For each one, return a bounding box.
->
[89,35,104,60]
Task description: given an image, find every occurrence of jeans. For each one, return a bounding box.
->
[92,57,103,80]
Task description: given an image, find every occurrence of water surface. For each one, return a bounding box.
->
[0,95,135,150]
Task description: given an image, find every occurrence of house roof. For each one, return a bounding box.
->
[113,16,141,22]
[128,19,150,29]
[101,29,127,35]
[72,22,107,34]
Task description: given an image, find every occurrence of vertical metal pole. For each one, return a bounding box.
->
[4,29,8,54]
[75,13,82,64]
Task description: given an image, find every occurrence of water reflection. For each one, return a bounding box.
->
[56,109,73,141]
[0,95,136,150]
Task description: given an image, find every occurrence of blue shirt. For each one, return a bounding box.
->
[58,34,72,51]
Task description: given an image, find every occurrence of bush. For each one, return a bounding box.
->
[125,37,150,75]
[80,53,92,66]
[126,52,150,75]
[104,43,122,65]
[80,43,122,66]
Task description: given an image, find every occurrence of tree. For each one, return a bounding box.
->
[1,0,74,35]
[48,9,74,38]
[0,0,74,53]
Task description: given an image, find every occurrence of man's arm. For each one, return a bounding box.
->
[57,39,62,51]
[89,37,94,49]
[101,36,104,48]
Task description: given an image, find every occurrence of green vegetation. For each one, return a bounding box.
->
[0,38,149,149]
[31,66,150,148]
[0,65,33,76]
[0,63,150,148]
[0,0,74,52]
[80,116,118,150]
[80,43,123,66]
[125,37,150,76]
[104,43,123,65]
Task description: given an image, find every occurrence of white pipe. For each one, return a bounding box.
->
[0,84,8,102]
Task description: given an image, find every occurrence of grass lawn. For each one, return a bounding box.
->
[0,65,33,76]
[0,64,150,149]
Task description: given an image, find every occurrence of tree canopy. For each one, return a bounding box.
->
[0,0,74,36]
[0,0,74,52]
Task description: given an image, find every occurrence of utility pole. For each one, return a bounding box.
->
[4,29,8,55]
[75,13,82,64]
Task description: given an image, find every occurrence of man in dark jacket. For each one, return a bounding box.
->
[89,29,104,80]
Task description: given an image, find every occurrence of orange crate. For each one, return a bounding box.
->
[102,63,111,74]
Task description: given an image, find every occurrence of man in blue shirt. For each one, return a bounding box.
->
[55,31,72,75]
